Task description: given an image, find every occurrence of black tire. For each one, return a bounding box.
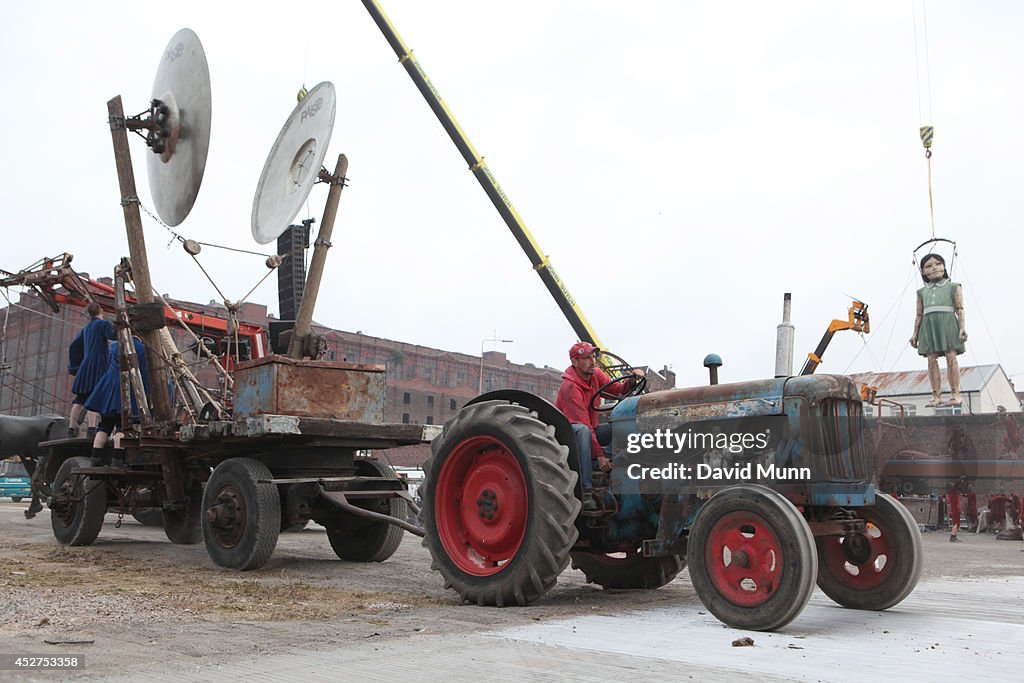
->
[815,492,923,611]
[422,400,580,607]
[201,458,280,570]
[163,479,203,545]
[571,549,684,589]
[50,456,107,547]
[11,497,23,503]
[132,509,165,527]
[687,484,817,631]
[326,459,406,562]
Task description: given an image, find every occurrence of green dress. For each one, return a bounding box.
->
[916,278,965,355]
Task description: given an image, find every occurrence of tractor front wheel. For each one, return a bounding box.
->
[423,400,580,606]
[687,484,817,631]
[815,492,922,611]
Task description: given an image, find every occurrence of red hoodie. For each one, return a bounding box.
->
[555,366,632,458]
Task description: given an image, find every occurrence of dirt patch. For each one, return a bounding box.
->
[0,538,445,634]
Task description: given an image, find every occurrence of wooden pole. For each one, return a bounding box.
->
[289,154,348,359]
[107,95,173,423]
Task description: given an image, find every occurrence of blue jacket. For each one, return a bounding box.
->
[69,317,116,395]
[85,338,149,417]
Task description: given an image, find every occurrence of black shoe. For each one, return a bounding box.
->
[581,492,598,512]
[949,535,961,542]
[66,427,77,439]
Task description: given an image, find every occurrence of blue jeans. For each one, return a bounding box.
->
[572,423,612,489]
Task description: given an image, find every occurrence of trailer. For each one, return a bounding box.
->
[36,354,437,569]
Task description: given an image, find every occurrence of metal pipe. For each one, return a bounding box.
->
[289,154,348,359]
[107,96,173,423]
[775,292,795,378]
[360,1,611,361]
[318,485,425,537]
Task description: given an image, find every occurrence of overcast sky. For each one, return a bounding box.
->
[1,1,1020,389]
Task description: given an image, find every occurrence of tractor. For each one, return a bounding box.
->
[419,363,922,631]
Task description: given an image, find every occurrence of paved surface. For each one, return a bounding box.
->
[83,576,1024,682]
[1,499,1022,681]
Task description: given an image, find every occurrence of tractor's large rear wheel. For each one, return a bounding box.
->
[202,458,280,570]
[815,492,922,611]
[327,458,406,563]
[571,548,684,589]
[423,400,580,606]
[50,456,107,547]
[687,484,817,631]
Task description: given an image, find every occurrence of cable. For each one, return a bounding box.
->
[138,200,276,258]
[840,264,917,375]
[955,258,1005,370]
[3,369,66,405]
[0,378,60,414]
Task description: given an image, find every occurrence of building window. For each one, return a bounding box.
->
[427,395,434,407]
[402,413,410,424]
[426,416,433,425]
[450,399,457,410]
[403,392,411,405]
[907,405,917,417]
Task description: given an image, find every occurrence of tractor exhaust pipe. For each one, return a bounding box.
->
[775,293,795,378]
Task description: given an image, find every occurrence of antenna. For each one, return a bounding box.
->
[144,28,213,227]
[251,82,337,245]
[107,27,215,427]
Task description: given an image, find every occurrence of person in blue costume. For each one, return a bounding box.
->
[67,302,116,438]
[910,253,968,407]
[84,336,148,467]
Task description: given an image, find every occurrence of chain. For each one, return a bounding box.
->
[137,200,277,258]
[137,201,185,248]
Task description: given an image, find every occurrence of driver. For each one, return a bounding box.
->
[555,342,644,510]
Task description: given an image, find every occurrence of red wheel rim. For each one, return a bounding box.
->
[435,435,528,576]
[819,517,892,590]
[705,510,784,607]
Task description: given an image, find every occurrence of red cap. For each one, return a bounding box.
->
[569,341,599,359]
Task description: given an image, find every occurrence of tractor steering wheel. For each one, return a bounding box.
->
[590,351,648,412]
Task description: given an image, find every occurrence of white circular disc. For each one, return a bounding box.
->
[146,28,212,227]
[251,82,336,244]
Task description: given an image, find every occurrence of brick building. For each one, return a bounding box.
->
[1,290,678,429]
[1,283,675,471]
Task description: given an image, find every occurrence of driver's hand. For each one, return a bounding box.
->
[597,455,614,472]
[631,368,646,378]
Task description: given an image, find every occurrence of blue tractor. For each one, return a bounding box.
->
[420,366,921,631]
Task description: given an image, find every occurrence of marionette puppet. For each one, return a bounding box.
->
[910,253,967,407]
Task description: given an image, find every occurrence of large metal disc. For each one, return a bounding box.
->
[146,28,212,227]
[251,82,336,244]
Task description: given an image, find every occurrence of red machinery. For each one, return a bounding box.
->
[0,253,267,366]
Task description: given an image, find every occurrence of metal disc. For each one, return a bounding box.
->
[251,82,336,245]
[146,28,212,227]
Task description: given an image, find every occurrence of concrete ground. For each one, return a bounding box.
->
[0,500,1021,681]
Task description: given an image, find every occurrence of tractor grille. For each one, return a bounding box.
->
[818,399,867,481]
